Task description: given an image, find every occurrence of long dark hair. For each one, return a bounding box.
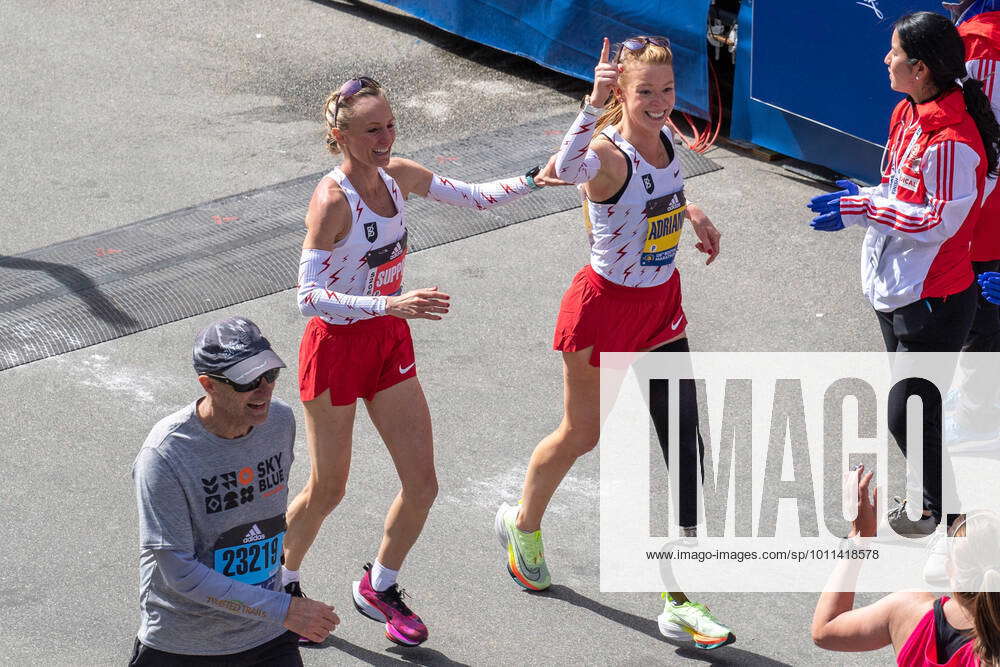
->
[896,11,1000,176]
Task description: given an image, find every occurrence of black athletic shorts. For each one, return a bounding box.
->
[128,631,302,667]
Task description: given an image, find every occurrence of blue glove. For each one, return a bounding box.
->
[808,179,860,214]
[979,272,1000,305]
[811,210,845,232]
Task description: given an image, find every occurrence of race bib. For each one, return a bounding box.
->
[642,190,686,266]
[212,514,285,587]
[365,231,407,296]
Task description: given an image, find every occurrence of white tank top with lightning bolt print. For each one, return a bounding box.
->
[584,125,686,287]
[313,167,407,326]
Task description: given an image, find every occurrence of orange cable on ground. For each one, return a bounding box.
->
[668,58,723,154]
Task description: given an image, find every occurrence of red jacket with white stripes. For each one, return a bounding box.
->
[840,88,986,311]
[960,10,1000,261]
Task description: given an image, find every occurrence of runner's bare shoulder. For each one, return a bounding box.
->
[385,157,431,199]
[590,134,627,176]
[305,177,351,248]
[584,135,628,199]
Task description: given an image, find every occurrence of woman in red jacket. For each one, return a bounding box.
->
[945,0,1000,445]
[807,11,1000,537]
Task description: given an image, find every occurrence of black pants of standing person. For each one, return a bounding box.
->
[956,260,1000,431]
[967,261,1000,353]
[875,282,979,522]
[648,337,704,530]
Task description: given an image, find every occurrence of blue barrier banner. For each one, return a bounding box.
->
[381,0,712,118]
[751,0,937,146]
[731,0,941,181]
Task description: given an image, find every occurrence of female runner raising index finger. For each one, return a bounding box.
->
[495,37,735,650]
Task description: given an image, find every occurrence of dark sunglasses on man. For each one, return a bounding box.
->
[206,368,280,393]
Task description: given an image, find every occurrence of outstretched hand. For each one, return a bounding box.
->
[591,37,620,108]
[847,465,879,538]
[535,154,572,187]
[386,287,450,320]
[688,205,721,264]
[810,210,845,232]
[979,271,1000,305]
[807,180,857,232]
[808,179,859,214]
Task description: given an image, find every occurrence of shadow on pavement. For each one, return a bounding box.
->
[538,585,792,666]
[305,634,408,665]
[386,645,472,666]
[0,255,140,333]
[307,634,470,666]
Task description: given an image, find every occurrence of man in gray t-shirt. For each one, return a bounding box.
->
[130,316,338,665]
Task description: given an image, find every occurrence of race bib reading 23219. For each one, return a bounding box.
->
[642,190,685,267]
[212,514,285,587]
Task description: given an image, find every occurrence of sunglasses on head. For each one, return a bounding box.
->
[207,368,280,393]
[615,36,671,63]
[330,76,381,126]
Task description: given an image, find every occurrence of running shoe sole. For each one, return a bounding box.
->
[694,632,736,650]
[658,616,735,649]
[494,504,548,591]
[351,580,424,647]
[656,618,691,640]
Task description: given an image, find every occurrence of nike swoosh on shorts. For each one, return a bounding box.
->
[398,362,416,374]
[671,314,685,330]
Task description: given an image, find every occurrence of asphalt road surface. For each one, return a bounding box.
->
[1,1,894,664]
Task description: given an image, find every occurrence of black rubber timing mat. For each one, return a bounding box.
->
[0,112,720,371]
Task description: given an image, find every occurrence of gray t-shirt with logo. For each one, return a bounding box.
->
[132,399,295,654]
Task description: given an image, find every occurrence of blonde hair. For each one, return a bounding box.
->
[951,514,1000,665]
[323,79,385,155]
[594,37,674,135]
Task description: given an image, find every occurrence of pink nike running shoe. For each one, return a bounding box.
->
[352,562,428,646]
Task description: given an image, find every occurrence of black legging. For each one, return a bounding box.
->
[648,337,704,529]
[875,281,978,522]
[956,260,1000,431]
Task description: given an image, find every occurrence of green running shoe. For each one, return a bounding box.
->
[494,502,551,590]
[657,594,735,650]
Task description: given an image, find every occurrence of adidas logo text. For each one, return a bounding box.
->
[243,524,266,543]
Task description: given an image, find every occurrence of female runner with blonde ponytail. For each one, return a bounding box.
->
[281,76,557,648]
[494,36,734,650]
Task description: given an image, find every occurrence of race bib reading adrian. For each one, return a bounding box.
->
[642,190,686,267]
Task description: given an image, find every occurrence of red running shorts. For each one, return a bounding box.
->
[553,265,686,367]
[299,315,416,405]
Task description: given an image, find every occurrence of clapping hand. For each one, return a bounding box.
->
[808,179,860,214]
[808,180,859,233]
[847,465,879,538]
[978,272,1000,305]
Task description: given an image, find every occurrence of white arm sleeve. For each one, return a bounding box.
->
[840,141,980,242]
[427,173,534,210]
[297,248,386,319]
[154,549,290,626]
[553,110,603,184]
